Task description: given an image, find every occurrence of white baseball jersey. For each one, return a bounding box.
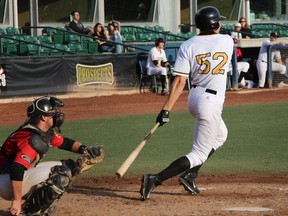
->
[174,34,234,98]
[256,39,287,87]
[257,39,272,62]
[173,34,234,168]
[146,47,168,69]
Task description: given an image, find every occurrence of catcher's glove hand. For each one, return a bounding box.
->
[76,146,105,173]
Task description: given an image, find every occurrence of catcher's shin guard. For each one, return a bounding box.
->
[22,186,59,215]
[22,165,72,215]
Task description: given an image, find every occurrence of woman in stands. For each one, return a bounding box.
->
[93,23,114,52]
[107,20,123,53]
[238,17,252,38]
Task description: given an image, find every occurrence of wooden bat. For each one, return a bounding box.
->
[116,123,160,178]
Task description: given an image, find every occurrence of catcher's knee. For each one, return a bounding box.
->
[49,165,73,193]
[61,158,79,176]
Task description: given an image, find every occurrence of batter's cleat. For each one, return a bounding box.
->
[140,174,161,201]
[179,173,200,194]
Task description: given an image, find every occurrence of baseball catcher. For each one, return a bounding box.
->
[0,96,104,216]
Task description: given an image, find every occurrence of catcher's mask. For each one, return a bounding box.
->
[27,96,65,131]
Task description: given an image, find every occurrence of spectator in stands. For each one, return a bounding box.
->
[230,23,242,40]
[137,3,148,20]
[107,20,123,53]
[256,32,287,88]
[69,11,93,35]
[146,38,171,95]
[93,23,114,52]
[238,17,252,38]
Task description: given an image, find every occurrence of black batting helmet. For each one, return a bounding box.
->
[155,37,165,47]
[195,6,226,32]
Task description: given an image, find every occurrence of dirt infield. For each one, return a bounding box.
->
[0,88,288,215]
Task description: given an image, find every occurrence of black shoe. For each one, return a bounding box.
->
[140,174,161,200]
[179,173,200,194]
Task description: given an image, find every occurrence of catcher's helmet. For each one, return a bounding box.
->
[195,6,226,31]
[27,96,65,131]
[27,96,64,117]
[155,37,165,47]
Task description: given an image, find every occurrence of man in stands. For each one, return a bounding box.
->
[69,11,93,35]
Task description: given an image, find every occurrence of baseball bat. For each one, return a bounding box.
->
[116,123,160,178]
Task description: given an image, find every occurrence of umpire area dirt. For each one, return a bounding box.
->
[0,88,288,215]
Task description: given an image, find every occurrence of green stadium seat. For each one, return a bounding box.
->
[121,26,129,34]
[39,44,53,56]
[27,44,39,56]
[279,30,288,37]
[0,28,7,35]
[87,41,99,54]
[18,42,29,56]
[54,43,69,52]
[186,32,196,38]
[149,33,160,41]
[68,43,88,55]
[53,43,72,55]
[11,35,24,41]
[23,35,39,43]
[6,27,22,35]
[136,33,151,42]
[37,35,53,44]
[144,25,155,31]
[176,32,187,40]
[166,34,177,41]
[154,25,164,32]
[16,36,33,56]
[46,28,56,35]
[51,33,64,44]
[2,40,17,55]
[122,33,136,42]
[81,36,93,49]
[68,34,81,44]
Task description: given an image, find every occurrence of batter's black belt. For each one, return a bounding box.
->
[192,85,217,95]
[261,60,267,63]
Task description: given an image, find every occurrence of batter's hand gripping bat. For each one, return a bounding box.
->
[116,123,160,178]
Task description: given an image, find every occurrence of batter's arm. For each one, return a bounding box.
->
[162,75,187,111]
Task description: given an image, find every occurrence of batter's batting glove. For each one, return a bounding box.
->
[156,109,170,126]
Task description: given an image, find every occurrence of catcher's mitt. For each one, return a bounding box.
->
[76,146,105,173]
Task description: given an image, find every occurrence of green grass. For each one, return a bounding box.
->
[1,102,287,177]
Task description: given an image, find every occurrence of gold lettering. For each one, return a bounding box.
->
[76,63,114,86]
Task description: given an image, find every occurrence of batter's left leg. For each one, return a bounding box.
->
[179,149,215,194]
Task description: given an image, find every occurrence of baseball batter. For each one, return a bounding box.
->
[256,32,287,87]
[0,96,104,216]
[140,6,233,200]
